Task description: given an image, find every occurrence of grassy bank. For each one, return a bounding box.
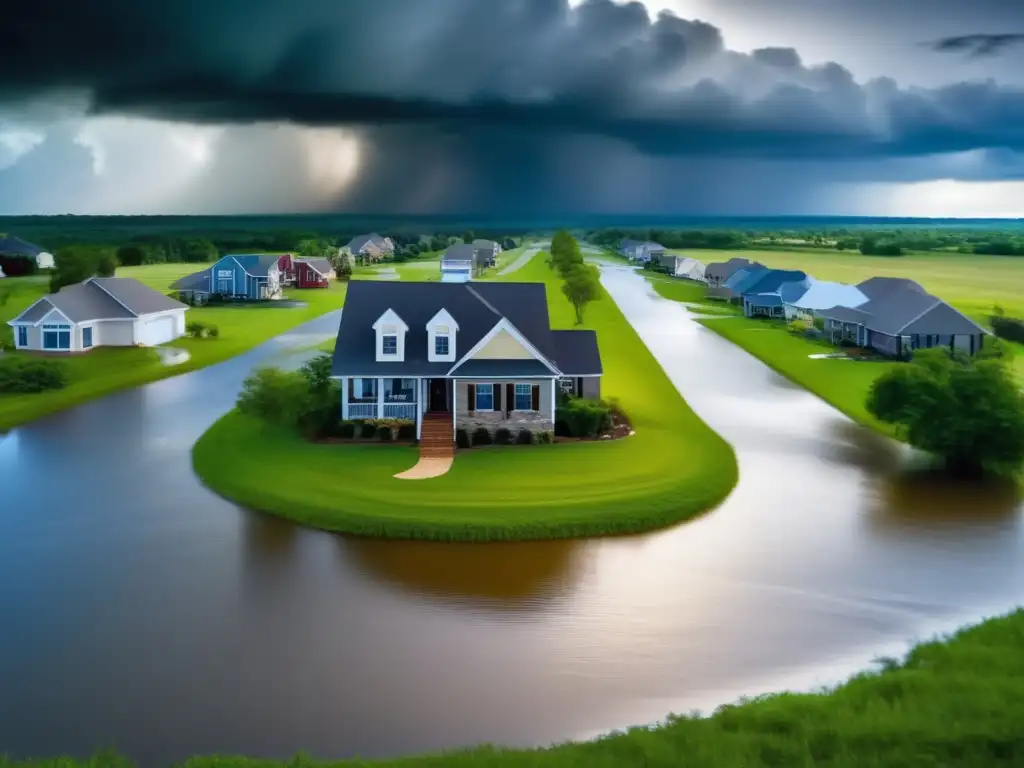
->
[675,248,1024,320]
[191,252,738,541]
[0,263,345,430]
[6,608,1024,767]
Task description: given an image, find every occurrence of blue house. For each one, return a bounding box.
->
[740,269,810,318]
[174,254,284,302]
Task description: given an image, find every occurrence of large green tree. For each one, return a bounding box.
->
[561,263,602,325]
[867,348,1024,475]
[549,230,584,277]
[49,246,103,292]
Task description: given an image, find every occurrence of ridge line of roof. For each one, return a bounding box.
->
[463,284,502,317]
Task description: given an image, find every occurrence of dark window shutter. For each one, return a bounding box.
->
[532,384,540,411]
[494,383,502,412]
[506,383,514,412]
[468,383,476,410]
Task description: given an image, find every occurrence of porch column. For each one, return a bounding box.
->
[340,377,349,419]
[377,377,384,419]
[451,379,457,439]
[416,378,423,439]
[550,378,556,424]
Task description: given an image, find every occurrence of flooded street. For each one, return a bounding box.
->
[1,272,1023,767]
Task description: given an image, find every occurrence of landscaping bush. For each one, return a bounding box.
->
[536,430,554,444]
[236,368,308,427]
[472,427,493,446]
[515,428,534,445]
[397,421,416,441]
[455,428,471,449]
[990,313,1024,344]
[377,425,393,441]
[337,421,357,439]
[494,427,513,445]
[185,321,207,338]
[360,422,378,439]
[206,325,219,339]
[0,357,69,393]
[558,397,613,437]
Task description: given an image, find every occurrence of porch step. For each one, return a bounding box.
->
[419,412,454,458]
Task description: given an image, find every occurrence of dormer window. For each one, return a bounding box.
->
[373,309,408,362]
[427,309,458,363]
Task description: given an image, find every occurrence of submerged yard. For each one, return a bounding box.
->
[0,263,346,430]
[192,252,739,540]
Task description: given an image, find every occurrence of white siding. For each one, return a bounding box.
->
[137,314,181,346]
[92,320,136,347]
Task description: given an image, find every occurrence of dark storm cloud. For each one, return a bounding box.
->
[929,34,1024,58]
[4,0,1024,168]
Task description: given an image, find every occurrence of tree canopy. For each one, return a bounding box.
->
[549,230,584,277]
[867,348,1024,475]
[561,263,601,325]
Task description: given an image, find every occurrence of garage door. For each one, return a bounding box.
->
[138,316,178,346]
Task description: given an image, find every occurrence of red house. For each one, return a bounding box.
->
[276,253,295,285]
[294,257,335,288]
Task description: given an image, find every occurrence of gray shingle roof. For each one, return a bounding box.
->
[12,278,185,324]
[345,233,389,252]
[821,287,986,337]
[298,258,333,276]
[472,239,497,249]
[819,306,873,324]
[745,293,784,308]
[551,330,602,375]
[0,235,42,257]
[443,243,477,261]
[90,277,187,314]
[332,280,588,377]
[231,254,280,277]
[172,270,212,291]
[706,258,760,281]
[857,277,926,301]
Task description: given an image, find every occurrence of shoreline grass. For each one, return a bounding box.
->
[191,252,738,541]
[0,264,346,431]
[6,608,1024,766]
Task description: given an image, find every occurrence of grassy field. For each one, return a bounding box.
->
[7,608,1024,767]
[673,248,1024,321]
[0,263,345,430]
[191,252,738,541]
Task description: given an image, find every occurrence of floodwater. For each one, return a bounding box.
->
[2,270,1024,766]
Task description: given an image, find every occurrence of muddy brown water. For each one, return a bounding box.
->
[2,271,1023,767]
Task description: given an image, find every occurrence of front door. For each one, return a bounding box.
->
[429,379,448,412]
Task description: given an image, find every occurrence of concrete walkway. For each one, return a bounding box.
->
[497,247,540,276]
[393,456,453,480]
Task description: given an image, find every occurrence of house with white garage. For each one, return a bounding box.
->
[8,277,188,352]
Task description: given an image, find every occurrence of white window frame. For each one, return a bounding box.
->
[434,334,449,357]
[42,323,72,351]
[82,326,94,349]
[17,326,28,347]
[514,383,534,411]
[427,309,458,363]
[381,334,398,355]
[474,383,495,411]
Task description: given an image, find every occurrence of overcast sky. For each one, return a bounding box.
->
[2,0,1024,217]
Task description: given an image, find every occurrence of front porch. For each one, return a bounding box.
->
[340,377,454,438]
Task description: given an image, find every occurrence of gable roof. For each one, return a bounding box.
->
[229,254,280,277]
[331,281,562,376]
[550,329,602,375]
[724,267,767,293]
[443,243,477,262]
[745,293,784,308]
[821,287,986,337]
[171,270,212,292]
[345,233,390,252]
[297,257,333,276]
[706,258,764,282]
[0,235,43,257]
[857,277,926,301]
[472,239,498,249]
[9,277,185,325]
[743,269,809,296]
[785,280,867,310]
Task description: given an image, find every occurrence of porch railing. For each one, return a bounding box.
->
[348,403,377,419]
[382,403,417,420]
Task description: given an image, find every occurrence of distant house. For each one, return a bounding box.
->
[856,277,927,301]
[711,265,769,302]
[294,257,335,289]
[330,280,602,442]
[173,254,283,302]
[781,280,868,320]
[659,254,706,282]
[0,234,54,274]
[8,277,188,351]
[277,253,296,285]
[472,239,500,269]
[440,243,477,283]
[740,270,811,318]
[705,258,764,290]
[819,286,988,358]
[340,233,394,263]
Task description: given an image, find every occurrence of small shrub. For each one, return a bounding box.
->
[558,398,613,437]
[206,325,219,339]
[397,421,416,440]
[455,428,471,449]
[990,314,1024,344]
[472,427,493,446]
[536,430,554,444]
[516,429,534,445]
[359,421,378,439]
[0,357,69,393]
[185,321,206,338]
[377,425,393,441]
[338,421,356,439]
[494,427,513,445]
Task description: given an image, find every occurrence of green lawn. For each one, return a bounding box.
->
[674,248,1024,320]
[191,252,738,541]
[9,609,1024,767]
[0,264,346,430]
